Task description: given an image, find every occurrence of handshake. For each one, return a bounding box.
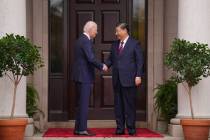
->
[102,64,108,72]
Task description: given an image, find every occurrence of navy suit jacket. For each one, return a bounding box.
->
[72,34,103,83]
[105,37,144,87]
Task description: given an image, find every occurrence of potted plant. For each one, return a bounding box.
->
[165,38,210,140]
[0,34,43,140]
[154,78,177,132]
[26,84,45,133]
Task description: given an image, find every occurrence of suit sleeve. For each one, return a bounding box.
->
[134,42,144,77]
[105,44,114,68]
[81,40,103,70]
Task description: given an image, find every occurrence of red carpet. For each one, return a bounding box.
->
[43,128,163,138]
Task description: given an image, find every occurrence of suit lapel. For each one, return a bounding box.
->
[114,40,120,54]
[119,37,130,56]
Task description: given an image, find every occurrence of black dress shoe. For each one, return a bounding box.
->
[74,130,96,136]
[128,129,136,136]
[74,131,78,135]
[115,129,125,135]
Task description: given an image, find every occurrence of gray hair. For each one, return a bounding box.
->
[83,21,97,33]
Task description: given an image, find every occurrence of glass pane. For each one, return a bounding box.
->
[132,0,145,49]
[132,0,146,112]
[132,0,146,76]
[50,0,64,73]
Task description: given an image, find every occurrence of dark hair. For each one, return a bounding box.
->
[116,22,129,33]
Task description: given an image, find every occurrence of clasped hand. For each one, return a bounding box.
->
[102,64,108,72]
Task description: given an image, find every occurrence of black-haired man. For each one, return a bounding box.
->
[105,22,144,135]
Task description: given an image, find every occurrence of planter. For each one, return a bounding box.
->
[157,119,168,133]
[0,118,27,140]
[181,119,210,140]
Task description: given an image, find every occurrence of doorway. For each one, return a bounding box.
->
[48,0,147,122]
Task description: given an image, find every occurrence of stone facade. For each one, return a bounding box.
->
[1,0,210,138]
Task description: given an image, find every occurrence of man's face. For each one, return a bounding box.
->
[115,26,127,40]
[89,25,98,39]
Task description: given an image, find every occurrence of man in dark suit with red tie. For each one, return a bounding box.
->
[105,23,144,135]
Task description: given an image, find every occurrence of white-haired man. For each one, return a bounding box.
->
[72,21,108,136]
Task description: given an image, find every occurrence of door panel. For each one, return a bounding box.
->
[101,11,120,43]
[48,0,69,121]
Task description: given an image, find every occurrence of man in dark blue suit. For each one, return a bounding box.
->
[72,21,108,136]
[105,23,144,135]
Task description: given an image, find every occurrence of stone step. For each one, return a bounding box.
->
[25,136,210,140]
[24,134,185,140]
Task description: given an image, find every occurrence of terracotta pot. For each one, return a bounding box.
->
[181,119,210,140]
[0,118,27,140]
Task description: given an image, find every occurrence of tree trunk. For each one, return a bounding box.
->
[11,82,18,119]
[188,86,195,119]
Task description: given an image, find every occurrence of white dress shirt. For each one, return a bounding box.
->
[83,32,91,40]
[120,35,129,48]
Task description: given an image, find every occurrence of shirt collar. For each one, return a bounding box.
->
[83,32,91,40]
[121,35,129,44]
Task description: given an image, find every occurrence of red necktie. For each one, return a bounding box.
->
[118,41,124,54]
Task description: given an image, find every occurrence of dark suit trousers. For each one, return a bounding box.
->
[114,76,137,131]
[75,82,91,131]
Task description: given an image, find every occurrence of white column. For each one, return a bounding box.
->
[169,0,210,137]
[0,0,27,118]
[177,0,210,119]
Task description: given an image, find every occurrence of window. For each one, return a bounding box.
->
[49,0,64,73]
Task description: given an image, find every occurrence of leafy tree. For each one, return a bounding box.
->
[0,34,44,119]
[164,38,210,119]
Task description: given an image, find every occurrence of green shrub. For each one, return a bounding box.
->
[154,78,177,122]
[27,84,40,117]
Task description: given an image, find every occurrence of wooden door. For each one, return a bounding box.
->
[48,0,146,121]
[68,0,146,120]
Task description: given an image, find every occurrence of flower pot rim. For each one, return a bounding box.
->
[0,118,27,126]
[181,119,210,126]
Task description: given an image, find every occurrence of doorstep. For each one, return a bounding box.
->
[24,133,186,140]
